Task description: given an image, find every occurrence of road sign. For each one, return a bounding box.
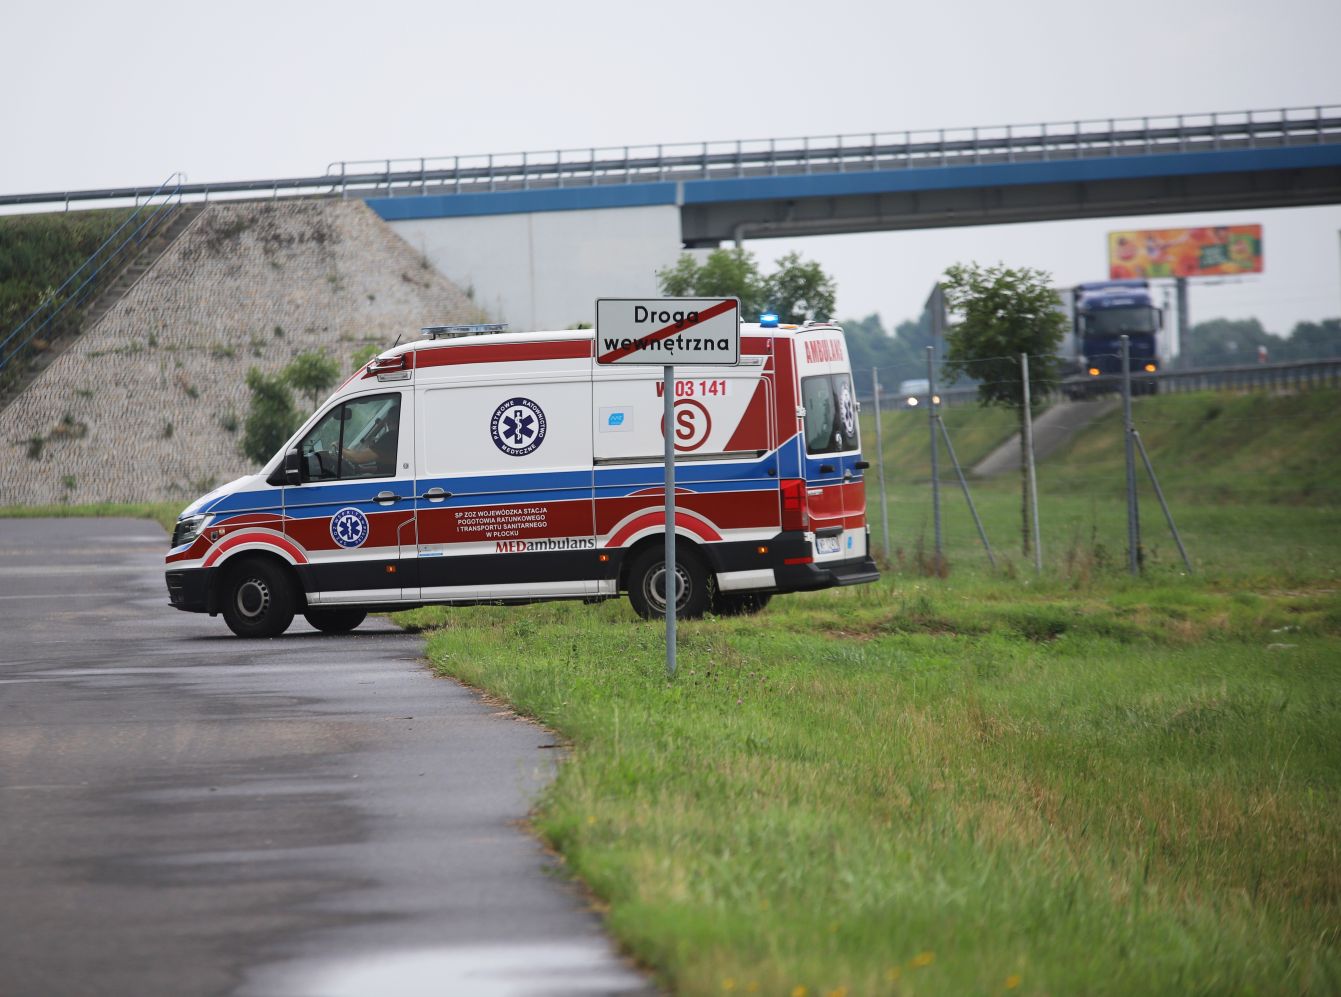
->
[595,298,740,366]
[594,297,739,681]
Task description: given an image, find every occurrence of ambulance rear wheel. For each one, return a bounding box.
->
[627,546,710,621]
[303,608,367,634]
[221,558,295,638]
[713,591,772,616]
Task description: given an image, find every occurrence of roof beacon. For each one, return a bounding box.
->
[421,323,509,340]
[759,313,779,328]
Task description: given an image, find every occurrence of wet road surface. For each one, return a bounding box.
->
[0,518,647,996]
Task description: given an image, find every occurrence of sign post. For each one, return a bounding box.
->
[595,297,740,678]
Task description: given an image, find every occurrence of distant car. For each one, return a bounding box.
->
[896,378,939,408]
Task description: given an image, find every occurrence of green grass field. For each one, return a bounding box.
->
[401,387,1341,994]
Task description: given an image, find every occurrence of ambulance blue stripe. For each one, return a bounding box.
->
[195,449,796,518]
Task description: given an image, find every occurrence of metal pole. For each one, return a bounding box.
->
[871,368,890,561]
[1176,277,1189,365]
[938,417,996,569]
[1021,353,1043,573]
[664,364,677,679]
[1133,429,1193,572]
[1121,336,1142,574]
[926,347,941,564]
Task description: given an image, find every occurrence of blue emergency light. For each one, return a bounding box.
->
[759,313,779,328]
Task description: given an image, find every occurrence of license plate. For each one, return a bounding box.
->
[816,535,841,555]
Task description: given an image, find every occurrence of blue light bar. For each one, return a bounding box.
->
[759,313,779,328]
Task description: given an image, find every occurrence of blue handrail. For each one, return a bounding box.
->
[0,173,184,379]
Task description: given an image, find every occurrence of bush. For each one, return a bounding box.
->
[241,368,299,465]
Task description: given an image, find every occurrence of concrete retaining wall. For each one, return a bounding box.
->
[1,199,481,506]
[388,204,684,330]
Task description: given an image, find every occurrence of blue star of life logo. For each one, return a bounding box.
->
[330,507,370,548]
[490,397,547,457]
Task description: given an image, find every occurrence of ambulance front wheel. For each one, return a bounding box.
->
[627,546,710,621]
[303,608,367,634]
[220,557,296,638]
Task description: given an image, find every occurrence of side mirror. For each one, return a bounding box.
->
[284,447,302,486]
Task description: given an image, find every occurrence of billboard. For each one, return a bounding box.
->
[1108,225,1263,279]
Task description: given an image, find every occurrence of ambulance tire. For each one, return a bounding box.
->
[303,608,367,634]
[627,546,711,621]
[712,591,773,616]
[220,557,296,638]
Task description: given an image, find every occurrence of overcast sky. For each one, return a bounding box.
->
[4,0,1338,337]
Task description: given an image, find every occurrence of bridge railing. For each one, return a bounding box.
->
[2,104,1338,209]
[324,103,1341,198]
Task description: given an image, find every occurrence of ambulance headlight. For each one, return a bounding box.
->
[171,514,213,549]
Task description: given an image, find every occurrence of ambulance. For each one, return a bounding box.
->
[165,318,879,637]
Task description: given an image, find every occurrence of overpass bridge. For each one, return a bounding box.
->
[6,104,1341,328]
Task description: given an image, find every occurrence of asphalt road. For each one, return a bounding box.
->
[0,518,648,996]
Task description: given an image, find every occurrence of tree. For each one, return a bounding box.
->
[1282,318,1341,360]
[766,252,836,323]
[656,248,835,322]
[941,262,1068,557]
[241,368,300,466]
[839,312,920,381]
[284,350,340,409]
[657,248,768,317]
[350,343,382,370]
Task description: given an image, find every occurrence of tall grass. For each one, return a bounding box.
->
[410,578,1340,994]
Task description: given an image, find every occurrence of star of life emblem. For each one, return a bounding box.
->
[839,382,856,438]
[490,397,547,457]
[330,507,370,548]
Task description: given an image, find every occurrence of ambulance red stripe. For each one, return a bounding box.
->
[605,510,723,548]
[201,531,309,568]
[414,339,591,370]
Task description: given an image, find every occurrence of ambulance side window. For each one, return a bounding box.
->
[801,374,859,455]
[298,394,401,482]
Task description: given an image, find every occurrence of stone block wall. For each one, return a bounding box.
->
[0,199,482,506]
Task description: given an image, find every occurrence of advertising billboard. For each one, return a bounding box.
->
[1108,225,1263,279]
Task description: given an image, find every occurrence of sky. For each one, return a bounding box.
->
[4,0,1339,338]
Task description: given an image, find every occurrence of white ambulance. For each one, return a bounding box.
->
[166,319,879,637]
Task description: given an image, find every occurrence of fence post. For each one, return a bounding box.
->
[1121,336,1143,574]
[1020,353,1043,573]
[871,368,890,561]
[927,347,942,565]
[938,417,996,569]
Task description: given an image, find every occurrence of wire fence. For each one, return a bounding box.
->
[856,346,1341,581]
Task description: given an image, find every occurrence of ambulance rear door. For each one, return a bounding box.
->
[794,326,867,564]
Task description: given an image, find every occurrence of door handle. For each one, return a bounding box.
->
[819,464,835,474]
[374,490,399,505]
[422,487,451,502]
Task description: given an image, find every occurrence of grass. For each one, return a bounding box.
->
[0,207,136,331]
[404,579,1340,994]
[398,387,1341,994]
[0,502,179,534]
[867,388,1341,583]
